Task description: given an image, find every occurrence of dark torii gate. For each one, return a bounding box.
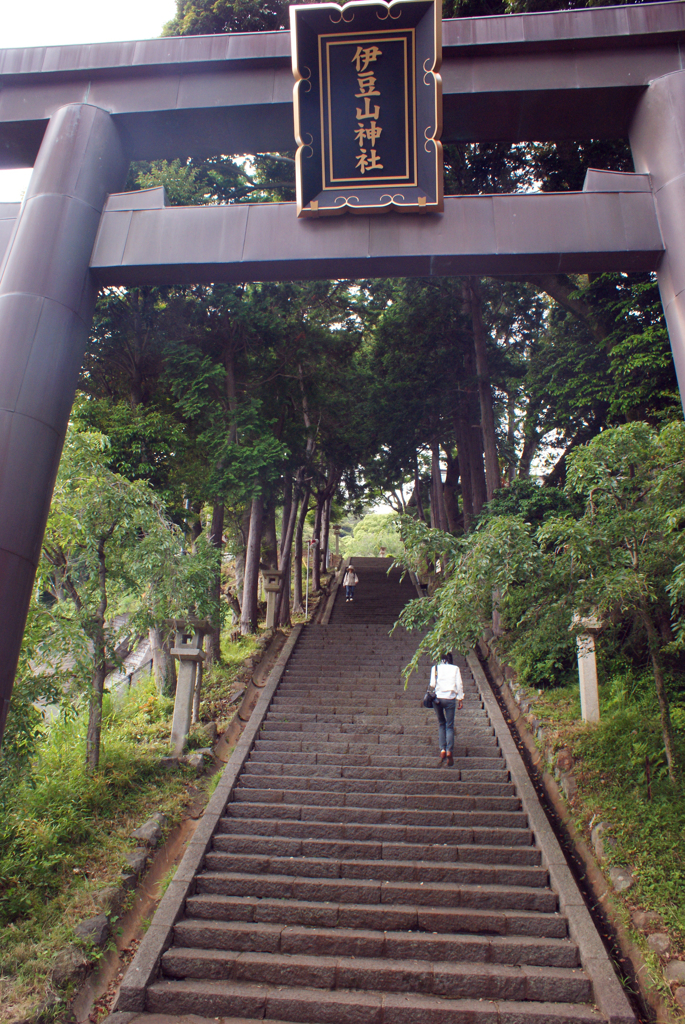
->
[1,0,685,743]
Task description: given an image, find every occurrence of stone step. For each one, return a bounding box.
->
[145,979,602,1022]
[259,725,495,739]
[271,695,484,706]
[269,704,490,718]
[171,918,578,966]
[202,851,548,888]
[225,801,526,829]
[235,773,514,796]
[194,871,558,912]
[210,833,541,865]
[217,814,534,847]
[252,739,501,757]
[183,894,569,938]
[247,751,506,772]
[242,761,510,784]
[264,715,495,732]
[159,948,590,1002]
[232,786,519,811]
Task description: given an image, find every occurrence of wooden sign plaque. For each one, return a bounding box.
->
[291,0,443,217]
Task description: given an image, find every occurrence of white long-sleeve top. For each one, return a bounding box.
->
[430,662,464,700]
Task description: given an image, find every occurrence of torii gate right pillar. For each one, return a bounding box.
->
[631,71,685,407]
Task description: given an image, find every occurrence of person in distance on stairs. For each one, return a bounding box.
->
[430,653,464,768]
[343,564,359,602]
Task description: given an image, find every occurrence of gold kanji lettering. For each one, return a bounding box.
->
[356,97,380,120]
[355,72,380,97]
[352,45,382,72]
[354,121,382,146]
[356,148,384,174]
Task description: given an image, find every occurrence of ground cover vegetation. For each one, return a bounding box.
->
[2,0,685,1014]
[0,679,191,1020]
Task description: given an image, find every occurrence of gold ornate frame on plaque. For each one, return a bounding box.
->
[291,0,442,217]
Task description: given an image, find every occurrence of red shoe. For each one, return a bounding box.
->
[445,752,454,768]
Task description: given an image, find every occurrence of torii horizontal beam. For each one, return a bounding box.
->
[80,175,662,286]
[0,1,683,166]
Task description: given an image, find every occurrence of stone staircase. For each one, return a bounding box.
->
[111,557,635,1024]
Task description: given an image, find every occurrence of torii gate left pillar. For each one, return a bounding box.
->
[0,103,127,740]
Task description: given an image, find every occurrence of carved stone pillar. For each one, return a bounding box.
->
[0,103,127,744]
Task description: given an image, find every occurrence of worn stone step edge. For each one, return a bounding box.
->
[210,834,541,866]
[194,872,559,913]
[216,816,535,847]
[232,788,518,810]
[242,763,511,782]
[171,917,579,966]
[159,947,592,1003]
[236,774,514,795]
[182,893,570,938]
[202,851,548,888]
[143,979,603,1023]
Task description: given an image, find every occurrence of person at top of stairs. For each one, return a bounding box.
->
[343,564,358,602]
[430,652,464,769]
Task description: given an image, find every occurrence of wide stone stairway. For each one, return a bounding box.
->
[113,557,635,1024]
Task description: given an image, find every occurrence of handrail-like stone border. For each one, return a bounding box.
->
[466,652,636,1024]
[113,622,304,1014]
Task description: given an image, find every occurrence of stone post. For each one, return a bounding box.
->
[577,632,600,723]
[631,71,685,410]
[170,629,205,756]
[573,614,603,723]
[263,569,283,630]
[0,103,127,746]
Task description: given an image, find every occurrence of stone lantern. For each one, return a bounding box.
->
[169,625,208,756]
[263,568,283,630]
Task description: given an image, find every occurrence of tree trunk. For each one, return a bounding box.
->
[465,277,500,501]
[280,473,292,558]
[241,496,264,634]
[453,409,474,532]
[442,444,460,534]
[149,625,176,695]
[518,421,540,480]
[312,493,324,592]
[321,495,332,574]
[293,483,311,613]
[277,471,303,627]
[262,498,279,570]
[86,657,106,772]
[529,273,608,346]
[430,441,448,532]
[640,601,679,785]
[86,537,108,772]
[207,498,224,664]
[233,503,252,610]
[414,452,426,522]
[461,341,488,516]
[506,391,517,484]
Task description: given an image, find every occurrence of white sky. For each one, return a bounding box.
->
[0,0,178,201]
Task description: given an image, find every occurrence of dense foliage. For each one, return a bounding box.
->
[396,422,685,783]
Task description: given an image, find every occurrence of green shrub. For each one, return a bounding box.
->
[0,680,179,927]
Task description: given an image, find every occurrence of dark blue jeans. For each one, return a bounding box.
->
[345,585,355,599]
[434,698,456,754]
